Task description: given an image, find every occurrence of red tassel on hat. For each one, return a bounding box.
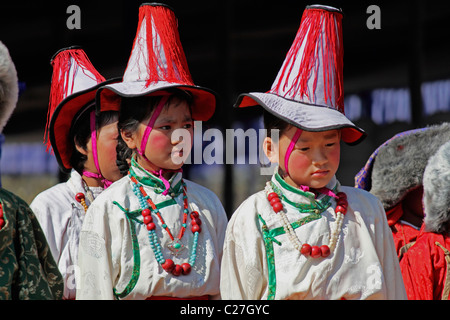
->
[45,49,105,152]
[270,7,344,113]
[128,4,193,87]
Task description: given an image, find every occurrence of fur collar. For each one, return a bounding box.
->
[369,122,450,210]
[0,41,18,133]
[423,140,450,233]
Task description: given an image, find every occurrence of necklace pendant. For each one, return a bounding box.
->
[168,239,186,256]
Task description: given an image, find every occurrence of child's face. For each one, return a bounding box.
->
[96,120,122,182]
[265,127,341,189]
[77,116,122,185]
[130,98,193,173]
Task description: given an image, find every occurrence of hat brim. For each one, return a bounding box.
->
[235,92,366,145]
[49,78,120,173]
[96,81,217,122]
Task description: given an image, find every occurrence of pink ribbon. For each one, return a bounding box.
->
[136,95,178,196]
[82,111,113,188]
[137,95,170,159]
[283,127,337,199]
[284,128,302,176]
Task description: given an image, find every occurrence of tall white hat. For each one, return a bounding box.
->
[235,5,365,144]
[97,3,217,121]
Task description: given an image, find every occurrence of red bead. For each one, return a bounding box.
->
[267,192,279,201]
[172,264,182,276]
[337,199,347,206]
[0,210,3,218]
[161,259,175,272]
[75,193,85,202]
[143,215,153,224]
[190,211,199,218]
[272,202,283,213]
[192,217,202,226]
[320,245,331,257]
[270,197,281,206]
[191,224,201,233]
[335,205,347,214]
[337,192,347,200]
[142,208,151,216]
[300,243,312,256]
[146,222,156,231]
[311,246,321,258]
[0,218,4,228]
[181,263,192,275]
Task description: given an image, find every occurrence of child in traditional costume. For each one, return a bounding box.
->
[355,124,450,259]
[400,139,450,300]
[220,5,406,300]
[76,3,227,300]
[0,41,64,299]
[30,47,122,299]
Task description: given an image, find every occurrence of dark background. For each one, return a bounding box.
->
[1,0,449,214]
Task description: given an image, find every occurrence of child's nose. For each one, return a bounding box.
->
[312,149,327,166]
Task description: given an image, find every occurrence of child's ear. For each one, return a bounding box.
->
[263,137,279,164]
[74,139,89,156]
[121,129,138,150]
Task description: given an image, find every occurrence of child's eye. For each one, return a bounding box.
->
[184,123,193,129]
[299,147,310,152]
[326,143,335,147]
[159,125,171,130]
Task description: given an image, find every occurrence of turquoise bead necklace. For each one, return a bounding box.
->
[130,174,201,276]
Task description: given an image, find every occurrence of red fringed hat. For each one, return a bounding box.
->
[96,3,217,121]
[235,5,365,145]
[46,46,117,172]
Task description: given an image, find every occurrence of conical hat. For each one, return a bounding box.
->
[97,3,217,121]
[235,5,365,145]
[46,46,117,172]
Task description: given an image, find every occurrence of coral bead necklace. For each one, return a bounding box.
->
[75,180,96,213]
[265,181,347,258]
[130,175,201,276]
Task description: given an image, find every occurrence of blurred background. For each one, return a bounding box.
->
[0,0,449,218]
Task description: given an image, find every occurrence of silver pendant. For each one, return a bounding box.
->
[167,239,186,256]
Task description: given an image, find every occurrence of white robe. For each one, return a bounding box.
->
[30,169,104,299]
[76,164,228,300]
[220,173,406,300]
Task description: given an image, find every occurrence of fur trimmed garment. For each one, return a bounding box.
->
[0,41,18,133]
[400,140,450,300]
[355,123,450,258]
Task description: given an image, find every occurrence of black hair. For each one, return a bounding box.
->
[116,89,193,175]
[263,108,291,138]
[69,105,119,174]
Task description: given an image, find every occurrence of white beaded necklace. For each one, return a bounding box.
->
[265,181,347,258]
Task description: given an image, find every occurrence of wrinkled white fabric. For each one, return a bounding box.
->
[76,165,228,300]
[30,169,103,299]
[220,173,406,300]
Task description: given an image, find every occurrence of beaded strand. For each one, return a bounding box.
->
[265,181,347,258]
[130,175,201,276]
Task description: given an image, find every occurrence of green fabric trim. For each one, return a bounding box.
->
[271,175,335,214]
[258,214,279,300]
[129,157,183,196]
[112,202,141,300]
[257,210,323,300]
[269,212,323,237]
[156,198,177,210]
[274,172,314,198]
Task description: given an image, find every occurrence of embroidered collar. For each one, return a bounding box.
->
[271,169,338,214]
[128,157,183,196]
